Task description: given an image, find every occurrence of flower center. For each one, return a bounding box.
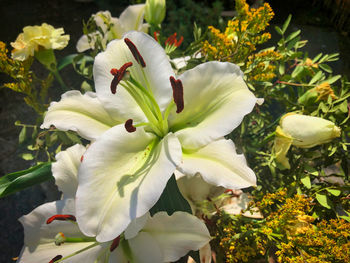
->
[109,38,184,138]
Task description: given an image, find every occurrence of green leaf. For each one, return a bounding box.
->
[325,75,341,84]
[319,63,332,73]
[312,53,323,63]
[57,54,78,71]
[326,188,341,196]
[316,193,332,209]
[309,71,323,85]
[20,153,34,161]
[275,26,283,35]
[282,14,292,33]
[19,126,27,144]
[150,174,191,215]
[285,30,301,43]
[301,175,311,189]
[279,63,285,75]
[291,65,303,78]
[339,101,348,113]
[0,163,53,198]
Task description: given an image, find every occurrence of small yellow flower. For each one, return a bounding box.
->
[11,23,69,61]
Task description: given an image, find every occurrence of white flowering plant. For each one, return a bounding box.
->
[0,0,349,262]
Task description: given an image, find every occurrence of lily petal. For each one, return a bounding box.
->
[52,144,86,199]
[19,199,83,250]
[76,125,182,242]
[124,212,149,240]
[142,211,211,262]
[41,91,121,141]
[93,31,174,121]
[169,62,257,150]
[177,139,256,189]
[119,4,146,32]
[127,232,163,263]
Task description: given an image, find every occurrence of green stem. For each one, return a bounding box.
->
[52,69,69,91]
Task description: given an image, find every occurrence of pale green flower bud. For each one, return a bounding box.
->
[145,0,166,26]
[274,113,341,169]
[280,113,341,148]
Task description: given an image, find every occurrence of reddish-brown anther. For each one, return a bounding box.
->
[49,255,63,263]
[124,38,146,67]
[165,33,184,47]
[80,155,84,162]
[109,236,121,252]
[110,62,133,94]
[46,214,77,224]
[170,76,184,113]
[125,119,136,133]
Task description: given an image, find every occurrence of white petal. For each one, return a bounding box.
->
[143,211,211,262]
[18,242,104,263]
[199,243,212,263]
[41,90,121,141]
[93,31,174,121]
[127,232,163,263]
[169,62,257,150]
[119,4,146,32]
[177,139,256,189]
[124,212,150,240]
[52,144,86,199]
[76,34,93,52]
[76,125,182,242]
[19,199,82,249]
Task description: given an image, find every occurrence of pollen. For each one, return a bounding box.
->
[124,38,146,67]
[46,214,76,224]
[170,76,184,113]
[125,119,136,133]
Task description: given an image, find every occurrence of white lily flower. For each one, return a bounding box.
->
[42,31,258,242]
[17,200,210,263]
[76,5,148,52]
[18,143,211,263]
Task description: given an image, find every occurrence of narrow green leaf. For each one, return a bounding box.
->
[57,54,78,71]
[325,75,341,84]
[19,126,27,144]
[312,53,323,63]
[285,30,301,43]
[275,26,283,35]
[339,101,348,113]
[319,63,332,73]
[282,14,292,33]
[0,163,53,198]
[300,175,311,189]
[150,175,192,215]
[326,188,341,196]
[291,65,303,78]
[316,193,332,209]
[279,63,285,75]
[309,71,323,85]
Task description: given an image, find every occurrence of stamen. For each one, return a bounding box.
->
[110,62,133,94]
[80,155,84,162]
[124,38,146,67]
[49,255,63,263]
[125,119,136,133]
[109,236,121,252]
[170,76,184,113]
[46,214,76,224]
[165,33,183,47]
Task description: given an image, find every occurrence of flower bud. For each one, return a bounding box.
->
[274,113,341,169]
[144,0,166,26]
[298,82,337,105]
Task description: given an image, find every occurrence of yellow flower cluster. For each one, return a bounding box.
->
[11,23,69,61]
[202,0,274,64]
[215,189,350,263]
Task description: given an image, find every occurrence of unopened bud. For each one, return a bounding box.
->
[145,0,166,26]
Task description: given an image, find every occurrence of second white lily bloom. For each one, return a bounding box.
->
[42,31,258,242]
